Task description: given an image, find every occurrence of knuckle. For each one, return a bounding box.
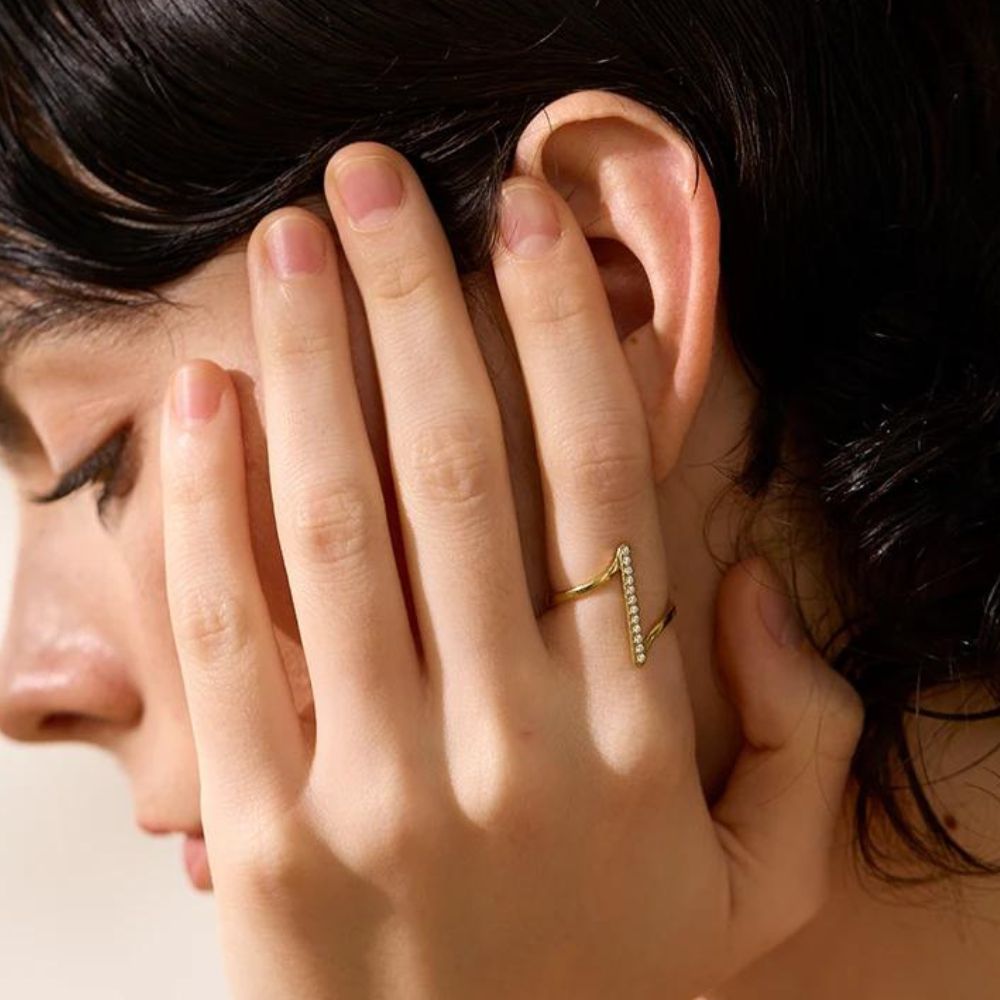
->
[352,783,445,882]
[370,256,436,306]
[608,719,696,808]
[553,417,651,508]
[365,810,429,876]
[404,415,496,511]
[454,733,552,834]
[288,478,377,569]
[174,588,252,664]
[268,314,335,366]
[166,461,214,512]
[227,815,309,902]
[528,283,591,331]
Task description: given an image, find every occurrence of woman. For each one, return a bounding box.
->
[0,1,997,997]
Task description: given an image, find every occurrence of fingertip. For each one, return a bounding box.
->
[496,178,565,261]
[161,361,236,487]
[753,558,808,651]
[324,140,402,186]
[166,359,228,422]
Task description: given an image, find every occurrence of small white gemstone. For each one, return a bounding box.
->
[627,594,637,606]
[636,653,647,665]
[623,573,634,585]
[632,623,641,635]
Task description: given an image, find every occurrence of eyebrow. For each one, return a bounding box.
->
[0,296,171,352]
[0,296,178,462]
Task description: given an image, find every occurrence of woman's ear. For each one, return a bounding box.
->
[509,90,722,483]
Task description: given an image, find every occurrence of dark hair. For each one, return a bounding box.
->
[2,0,999,884]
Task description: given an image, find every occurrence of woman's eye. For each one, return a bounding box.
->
[29,426,134,524]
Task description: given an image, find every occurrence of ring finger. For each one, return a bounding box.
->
[322,144,544,719]
[491,179,690,749]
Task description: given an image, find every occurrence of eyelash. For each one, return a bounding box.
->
[30,426,133,523]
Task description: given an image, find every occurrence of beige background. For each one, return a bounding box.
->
[0,471,228,999]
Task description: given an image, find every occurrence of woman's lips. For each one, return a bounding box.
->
[183,834,213,891]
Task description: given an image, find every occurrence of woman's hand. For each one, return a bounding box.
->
[159,143,864,1000]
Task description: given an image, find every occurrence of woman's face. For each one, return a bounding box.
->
[0,194,753,881]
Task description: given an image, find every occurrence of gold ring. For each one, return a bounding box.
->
[547,542,677,668]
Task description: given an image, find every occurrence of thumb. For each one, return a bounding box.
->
[710,556,865,962]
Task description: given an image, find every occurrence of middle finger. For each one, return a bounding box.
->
[323,143,543,707]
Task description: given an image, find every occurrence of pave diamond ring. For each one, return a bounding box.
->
[546,542,677,669]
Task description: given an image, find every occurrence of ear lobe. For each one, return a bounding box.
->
[509,90,722,482]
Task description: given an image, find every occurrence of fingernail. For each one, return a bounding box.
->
[264,215,327,279]
[334,156,404,229]
[758,570,807,649]
[172,363,223,426]
[500,183,562,259]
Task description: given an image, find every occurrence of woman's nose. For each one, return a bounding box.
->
[0,585,142,745]
[0,645,142,743]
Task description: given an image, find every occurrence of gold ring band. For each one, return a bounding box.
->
[547,542,677,668]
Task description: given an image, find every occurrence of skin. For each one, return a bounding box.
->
[0,90,996,997]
